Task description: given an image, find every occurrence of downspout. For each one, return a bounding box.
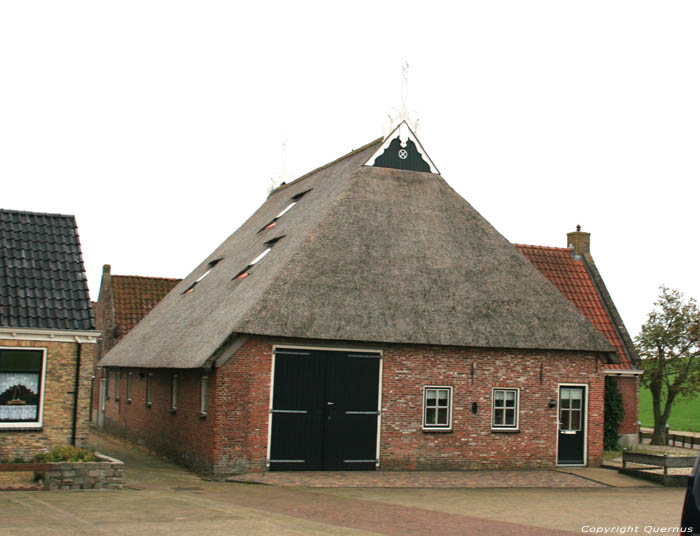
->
[71,336,83,446]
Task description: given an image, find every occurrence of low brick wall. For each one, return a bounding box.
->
[0,452,124,491]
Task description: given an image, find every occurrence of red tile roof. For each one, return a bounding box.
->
[111,275,180,337]
[515,245,634,370]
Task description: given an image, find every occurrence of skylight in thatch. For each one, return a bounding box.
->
[233,237,283,281]
[182,259,222,295]
[258,190,312,233]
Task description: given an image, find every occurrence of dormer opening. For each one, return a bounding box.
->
[258,190,312,233]
[183,259,222,295]
[233,237,284,281]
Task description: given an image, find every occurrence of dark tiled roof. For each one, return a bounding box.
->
[0,209,95,331]
[111,275,180,337]
[516,245,635,370]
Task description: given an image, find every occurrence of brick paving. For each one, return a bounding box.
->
[228,469,605,488]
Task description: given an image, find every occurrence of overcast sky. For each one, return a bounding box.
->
[1,1,698,338]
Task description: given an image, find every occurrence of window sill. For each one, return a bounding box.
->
[491,428,520,433]
[0,426,43,432]
[199,412,207,419]
[422,428,452,433]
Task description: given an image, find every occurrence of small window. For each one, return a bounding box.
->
[492,388,519,430]
[146,373,153,407]
[291,189,312,201]
[233,237,283,281]
[126,372,133,402]
[201,376,208,415]
[114,370,121,401]
[170,374,178,411]
[560,387,582,432]
[0,348,47,429]
[183,259,222,295]
[423,386,452,430]
[276,202,296,218]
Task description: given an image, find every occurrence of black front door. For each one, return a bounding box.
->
[269,348,380,471]
[557,386,586,465]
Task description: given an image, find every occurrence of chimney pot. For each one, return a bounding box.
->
[103,264,111,273]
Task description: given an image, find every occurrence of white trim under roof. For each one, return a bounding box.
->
[603,368,644,376]
[364,120,440,174]
[0,327,99,344]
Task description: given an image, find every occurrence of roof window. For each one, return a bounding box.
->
[233,237,283,281]
[258,190,312,233]
[183,259,222,295]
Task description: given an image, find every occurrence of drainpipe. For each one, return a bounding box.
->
[71,337,83,446]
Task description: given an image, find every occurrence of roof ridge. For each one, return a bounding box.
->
[269,137,383,196]
[515,243,571,252]
[0,208,76,219]
[112,274,181,282]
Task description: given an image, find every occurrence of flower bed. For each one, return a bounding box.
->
[0,452,123,491]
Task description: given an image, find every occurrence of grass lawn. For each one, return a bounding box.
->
[638,387,700,433]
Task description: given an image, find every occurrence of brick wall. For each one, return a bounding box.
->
[102,367,215,473]
[0,339,96,461]
[100,337,605,475]
[380,345,603,470]
[612,375,639,435]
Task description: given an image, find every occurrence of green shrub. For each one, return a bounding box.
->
[604,376,625,450]
[35,446,97,463]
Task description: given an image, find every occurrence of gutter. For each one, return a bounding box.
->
[71,337,82,446]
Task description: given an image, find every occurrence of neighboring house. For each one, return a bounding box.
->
[98,122,632,476]
[92,265,180,424]
[0,209,98,461]
[516,234,642,448]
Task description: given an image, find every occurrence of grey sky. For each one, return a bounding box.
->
[2,1,698,338]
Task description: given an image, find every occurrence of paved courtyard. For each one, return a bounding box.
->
[0,430,689,535]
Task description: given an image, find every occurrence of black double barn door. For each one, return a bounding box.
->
[269,348,380,471]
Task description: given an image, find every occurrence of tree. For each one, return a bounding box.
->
[636,287,700,445]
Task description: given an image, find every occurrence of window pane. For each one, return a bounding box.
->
[560,410,570,430]
[571,398,581,410]
[494,390,504,403]
[426,407,436,425]
[426,389,436,406]
[571,410,581,430]
[438,408,448,425]
[505,409,515,425]
[494,408,504,425]
[437,390,448,407]
[505,391,515,403]
[560,397,570,409]
[0,350,43,372]
[570,389,582,402]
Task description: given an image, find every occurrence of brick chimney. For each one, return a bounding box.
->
[567,225,590,257]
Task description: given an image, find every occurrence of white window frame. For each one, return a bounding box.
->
[170,374,178,411]
[491,387,520,430]
[146,372,153,407]
[0,346,48,430]
[422,386,453,431]
[200,375,208,415]
[126,371,133,403]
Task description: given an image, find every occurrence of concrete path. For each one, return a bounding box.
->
[0,430,687,535]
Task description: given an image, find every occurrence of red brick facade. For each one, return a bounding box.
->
[102,337,605,475]
[612,375,639,435]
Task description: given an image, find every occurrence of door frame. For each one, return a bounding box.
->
[266,344,384,469]
[555,383,588,466]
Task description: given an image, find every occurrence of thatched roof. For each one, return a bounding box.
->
[100,138,612,368]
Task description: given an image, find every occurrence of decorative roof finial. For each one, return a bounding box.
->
[401,60,409,121]
[576,224,581,232]
[383,60,421,139]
